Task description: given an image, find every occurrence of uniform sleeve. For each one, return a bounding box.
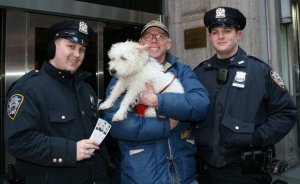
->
[252,68,297,146]
[103,78,171,141]
[156,65,210,121]
[4,85,77,167]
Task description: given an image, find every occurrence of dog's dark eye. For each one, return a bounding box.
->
[121,56,127,61]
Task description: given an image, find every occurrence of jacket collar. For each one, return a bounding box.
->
[42,61,91,86]
[163,52,179,72]
[203,47,249,69]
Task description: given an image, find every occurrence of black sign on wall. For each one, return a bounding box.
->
[184,27,207,49]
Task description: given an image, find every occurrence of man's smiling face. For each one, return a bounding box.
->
[139,27,171,64]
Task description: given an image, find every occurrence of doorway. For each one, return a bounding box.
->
[103,23,142,90]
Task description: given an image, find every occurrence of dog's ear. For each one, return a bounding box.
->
[137,44,148,53]
[137,44,150,61]
[142,44,149,50]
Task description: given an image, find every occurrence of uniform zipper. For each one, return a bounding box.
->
[209,84,222,149]
[167,138,180,184]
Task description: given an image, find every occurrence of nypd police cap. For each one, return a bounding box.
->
[48,19,94,47]
[204,7,246,31]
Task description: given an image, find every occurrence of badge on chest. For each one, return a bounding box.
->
[232,71,246,88]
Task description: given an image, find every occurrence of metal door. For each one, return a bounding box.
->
[4,9,105,169]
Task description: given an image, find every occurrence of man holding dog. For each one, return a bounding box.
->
[193,7,297,184]
[103,20,209,184]
[4,19,108,183]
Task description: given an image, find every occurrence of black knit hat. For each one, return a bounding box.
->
[204,7,246,32]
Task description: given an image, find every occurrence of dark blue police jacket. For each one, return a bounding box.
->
[193,47,297,167]
[4,62,106,184]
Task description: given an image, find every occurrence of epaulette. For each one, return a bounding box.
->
[247,55,270,67]
[248,54,285,89]
[16,70,40,84]
[6,70,40,95]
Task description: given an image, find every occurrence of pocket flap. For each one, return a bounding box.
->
[222,115,254,133]
[48,111,75,123]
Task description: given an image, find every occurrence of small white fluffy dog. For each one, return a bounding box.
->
[99,41,184,121]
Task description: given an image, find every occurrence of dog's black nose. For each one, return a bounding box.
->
[109,69,116,75]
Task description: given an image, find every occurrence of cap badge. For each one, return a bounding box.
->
[7,94,24,120]
[79,21,88,35]
[215,8,226,18]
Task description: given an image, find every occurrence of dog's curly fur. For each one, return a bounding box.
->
[99,41,184,121]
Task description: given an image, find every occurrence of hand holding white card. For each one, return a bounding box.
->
[90,118,111,145]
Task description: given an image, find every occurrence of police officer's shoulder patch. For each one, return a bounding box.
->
[7,94,24,120]
[270,69,285,89]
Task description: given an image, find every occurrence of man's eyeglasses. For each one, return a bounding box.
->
[142,33,168,41]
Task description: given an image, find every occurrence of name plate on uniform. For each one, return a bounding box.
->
[184,27,206,49]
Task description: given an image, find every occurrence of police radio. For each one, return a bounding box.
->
[217,68,229,84]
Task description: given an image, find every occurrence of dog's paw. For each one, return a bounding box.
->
[112,111,127,122]
[98,101,112,110]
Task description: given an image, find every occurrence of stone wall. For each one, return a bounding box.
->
[165,0,263,68]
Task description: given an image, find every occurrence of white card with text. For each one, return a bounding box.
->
[90,118,111,144]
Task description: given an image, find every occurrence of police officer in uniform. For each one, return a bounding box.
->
[193,7,297,184]
[4,19,108,184]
